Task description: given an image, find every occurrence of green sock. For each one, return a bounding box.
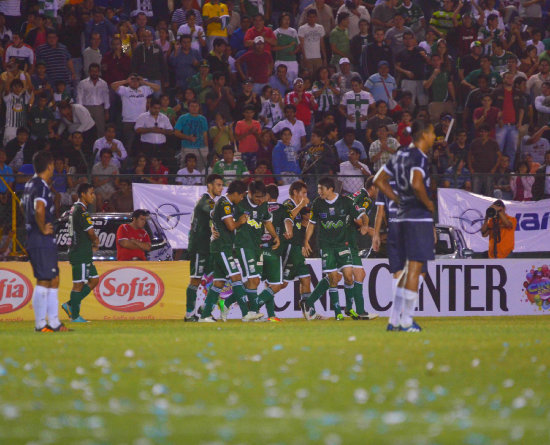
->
[329,288,342,315]
[344,283,355,313]
[300,292,311,302]
[186,285,198,313]
[70,290,82,319]
[247,289,259,312]
[231,281,249,316]
[353,281,365,314]
[201,286,222,318]
[306,277,330,309]
[225,292,237,308]
[81,285,91,298]
[257,288,275,316]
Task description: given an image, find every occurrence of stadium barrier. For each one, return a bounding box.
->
[1,259,548,321]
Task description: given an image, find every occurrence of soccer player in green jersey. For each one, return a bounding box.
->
[301,177,369,320]
[61,183,100,323]
[185,174,224,322]
[255,184,292,322]
[344,176,379,320]
[234,180,280,319]
[199,180,263,323]
[282,180,312,303]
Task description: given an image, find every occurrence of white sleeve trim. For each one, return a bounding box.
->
[33,197,47,209]
[84,226,94,232]
[221,215,233,220]
[309,220,317,225]
[410,166,426,183]
[382,165,393,176]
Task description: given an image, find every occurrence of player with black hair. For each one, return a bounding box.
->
[21,151,69,332]
[61,183,100,323]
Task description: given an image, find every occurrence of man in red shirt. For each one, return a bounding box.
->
[147,156,169,184]
[116,209,152,261]
[492,72,525,162]
[243,14,276,53]
[235,36,273,94]
[285,78,318,135]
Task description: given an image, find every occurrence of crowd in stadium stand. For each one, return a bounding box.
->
[0,0,549,222]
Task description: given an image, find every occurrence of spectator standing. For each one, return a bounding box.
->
[332,58,361,95]
[298,9,326,75]
[311,66,340,121]
[235,36,273,94]
[111,74,159,154]
[174,100,209,172]
[202,0,229,50]
[473,93,501,138]
[272,127,301,185]
[212,144,249,185]
[339,146,371,194]
[85,9,116,55]
[243,14,277,53]
[205,71,235,123]
[92,149,119,209]
[131,30,167,92]
[3,78,31,146]
[330,12,351,67]
[285,77,318,137]
[362,28,394,80]
[205,38,231,81]
[526,60,550,100]
[430,0,462,38]
[177,10,206,52]
[371,0,397,32]
[299,0,335,39]
[25,15,52,50]
[493,155,513,199]
[396,0,425,41]
[5,32,35,71]
[234,105,262,170]
[521,125,550,165]
[116,209,151,261]
[350,19,370,69]
[366,100,395,145]
[134,97,174,163]
[36,31,76,95]
[369,125,400,172]
[510,161,535,200]
[82,32,103,75]
[468,125,502,195]
[532,151,550,200]
[336,0,370,40]
[92,124,127,168]
[169,34,202,90]
[27,92,55,141]
[77,63,110,138]
[273,13,300,82]
[423,53,456,124]
[395,30,429,109]
[229,15,251,57]
[175,153,203,185]
[299,129,339,195]
[364,60,397,108]
[385,13,413,60]
[340,76,375,141]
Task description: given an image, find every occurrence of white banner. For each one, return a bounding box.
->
[437,188,550,253]
[199,258,550,319]
[132,184,291,249]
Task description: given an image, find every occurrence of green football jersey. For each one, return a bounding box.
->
[283,198,307,247]
[310,194,360,249]
[210,195,237,253]
[68,201,94,264]
[346,188,375,248]
[188,192,215,254]
[234,196,272,250]
[261,201,289,256]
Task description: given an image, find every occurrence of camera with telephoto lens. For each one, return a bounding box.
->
[486,207,497,218]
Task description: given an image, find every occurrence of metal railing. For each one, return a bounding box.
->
[0,175,27,257]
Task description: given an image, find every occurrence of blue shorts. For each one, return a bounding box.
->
[386,226,405,274]
[394,220,435,264]
[28,247,59,281]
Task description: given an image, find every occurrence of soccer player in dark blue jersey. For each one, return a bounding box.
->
[374,120,436,332]
[21,151,69,332]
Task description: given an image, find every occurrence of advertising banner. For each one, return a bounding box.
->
[1,259,549,321]
[132,184,291,249]
[437,188,550,253]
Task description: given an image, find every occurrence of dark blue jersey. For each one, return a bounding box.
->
[375,179,398,222]
[21,176,56,249]
[383,146,432,221]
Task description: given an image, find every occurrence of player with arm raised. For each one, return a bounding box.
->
[301,177,369,320]
[345,175,379,320]
[199,180,264,322]
[282,180,312,305]
[185,174,224,322]
[60,183,100,323]
[374,120,436,332]
[21,151,69,332]
[254,184,291,322]
[233,181,280,321]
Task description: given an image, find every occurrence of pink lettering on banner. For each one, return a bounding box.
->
[94,267,164,312]
[0,270,33,314]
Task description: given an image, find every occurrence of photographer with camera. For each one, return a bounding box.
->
[481,200,517,259]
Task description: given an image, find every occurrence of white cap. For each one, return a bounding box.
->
[254,36,265,44]
[339,57,350,65]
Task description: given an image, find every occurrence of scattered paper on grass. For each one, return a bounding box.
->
[125,349,135,358]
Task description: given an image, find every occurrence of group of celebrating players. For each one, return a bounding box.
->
[186,119,436,332]
[21,119,434,333]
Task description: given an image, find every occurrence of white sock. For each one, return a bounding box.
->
[47,288,61,329]
[389,286,404,327]
[33,285,48,330]
[418,275,424,291]
[401,289,418,327]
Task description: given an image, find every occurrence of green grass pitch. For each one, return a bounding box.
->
[1,317,549,444]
